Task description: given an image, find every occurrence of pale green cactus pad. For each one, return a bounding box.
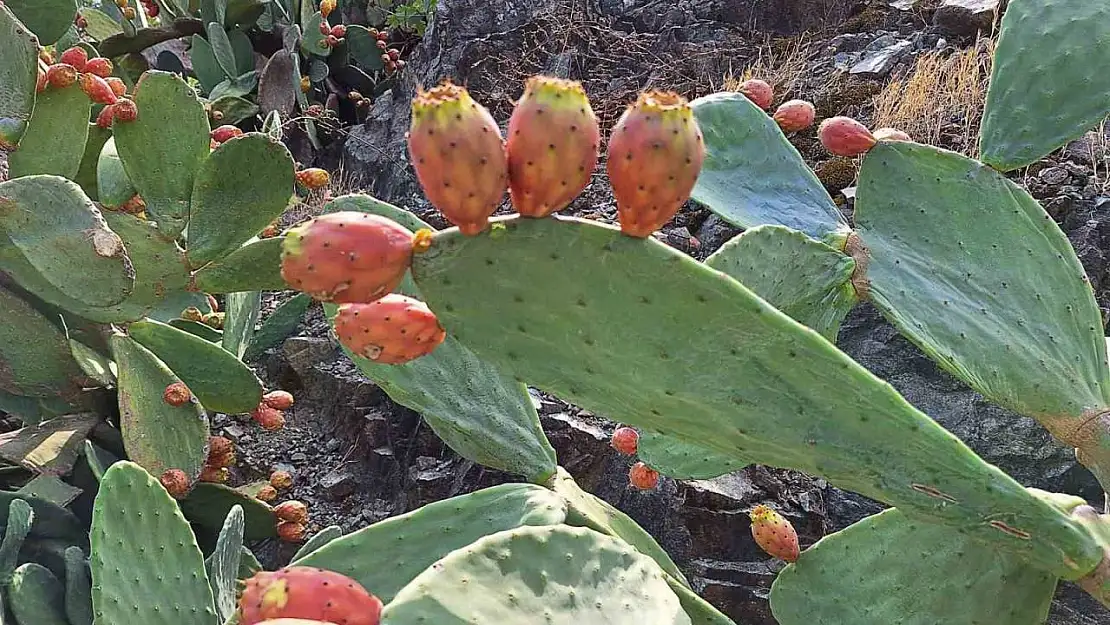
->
[689,92,847,240]
[193,237,286,293]
[111,334,209,480]
[381,525,693,625]
[7,84,91,179]
[0,499,33,584]
[95,137,137,209]
[0,285,90,400]
[980,0,1110,170]
[291,525,343,561]
[769,507,1058,625]
[222,290,261,359]
[295,483,567,603]
[112,71,211,236]
[411,215,1102,578]
[91,461,217,625]
[0,4,37,148]
[4,0,79,44]
[206,505,244,623]
[9,562,69,625]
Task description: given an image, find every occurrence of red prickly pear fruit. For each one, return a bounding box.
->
[607,90,705,238]
[628,462,659,490]
[85,57,113,78]
[873,127,912,142]
[330,24,347,38]
[75,14,88,29]
[59,47,88,72]
[334,295,447,365]
[199,465,229,483]
[146,2,158,17]
[210,124,244,144]
[773,99,816,133]
[207,436,235,467]
[207,293,219,312]
[95,104,116,129]
[387,48,400,61]
[270,470,294,489]
[112,98,138,123]
[274,500,308,523]
[160,469,190,499]
[376,39,387,50]
[46,63,78,88]
[407,82,508,235]
[506,75,600,218]
[325,34,339,47]
[238,566,383,625]
[257,485,278,502]
[280,212,415,303]
[818,116,876,157]
[610,426,639,455]
[106,76,127,97]
[119,194,146,215]
[252,404,286,431]
[163,382,192,406]
[318,21,331,36]
[749,504,800,562]
[263,390,295,410]
[39,48,55,64]
[739,78,774,110]
[320,0,337,18]
[295,168,330,189]
[80,73,118,105]
[35,70,47,93]
[377,31,388,41]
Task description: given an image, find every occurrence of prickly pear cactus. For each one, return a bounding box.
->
[6,83,91,179]
[0,3,37,148]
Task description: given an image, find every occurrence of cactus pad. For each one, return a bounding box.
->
[0,4,37,148]
[0,285,89,400]
[637,431,747,480]
[64,545,94,625]
[769,508,1057,625]
[411,215,1102,578]
[74,125,110,201]
[291,525,343,561]
[111,334,209,480]
[0,491,84,542]
[0,499,33,584]
[243,292,312,360]
[295,483,567,603]
[689,92,847,239]
[207,505,244,623]
[980,0,1110,171]
[192,237,286,293]
[91,461,217,625]
[7,85,91,179]
[95,137,137,209]
[3,0,78,44]
[381,524,692,625]
[112,71,211,236]
[222,290,261,358]
[9,562,69,625]
[187,133,295,267]
[179,483,277,540]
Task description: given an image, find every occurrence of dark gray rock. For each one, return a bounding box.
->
[933,0,1001,37]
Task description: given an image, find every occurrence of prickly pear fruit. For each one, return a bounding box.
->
[280,212,415,303]
[263,390,295,410]
[207,436,235,468]
[123,6,136,19]
[207,294,219,312]
[407,82,508,235]
[749,504,800,562]
[211,125,243,144]
[203,311,225,329]
[59,47,87,72]
[333,294,447,365]
[320,0,336,18]
[119,194,146,215]
[113,98,138,123]
[199,466,230,483]
[80,73,118,105]
[505,76,600,218]
[274,500,308,523]
[46,63,78,88]
[330,24,347,38]
[160,469,190,499]
[873,127,912,142]
[163,382,192,406]
[252,404,286,431]
[270,470,293,490]
[606,91,705,238]
[85,57,113,78]
[36,70,47,93]
[610,426,639,455]
[773,99,816,133]
[818,116,876,157]
[628,462,659,490]
[739,78,774,110]
[238,566,383,625]
[106,76,127,97]
[294,168,330,189]
[257,485,278,502]
[95,104,116,129]
[181,306,205,322]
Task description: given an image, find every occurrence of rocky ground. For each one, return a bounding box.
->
[212,0,1110,623]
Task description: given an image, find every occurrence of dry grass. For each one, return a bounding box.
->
[1092,120,1110,195]
[871,36,994,157]
[720,34,819,102]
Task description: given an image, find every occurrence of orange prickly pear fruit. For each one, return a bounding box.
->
[505,75,600,218]
[113,98,138,123]
[181,306,205,322]
[59,47,88,72]
[294,168,330,189]
[749,504,800,562]
[163,382,192,406]
[270,470,294,489]
[773,99,816,133]
[238,567,383,625]
[320,0,337,18]
[333,295,447,365]
[199,465,229,483]
[85,57,113,78]
[818,116,877,157]
[263,390,295,410]
[106,76,127,97]
[252,404,286,431]
[80,73,118,105]
[277,521,306,542]
[274,500,308,523]
[407,82,508,235]
[874,127,912,142]
[606,90,705,238]
[95,104,116,129]
[160,469,190,499]
[257,485,278,502]
[739,78,774,110]
[610,427,639,455]
[46,63,78,88]
[628,462,659,490]
[207,436,235,468]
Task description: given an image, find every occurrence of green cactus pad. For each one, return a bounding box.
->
[8,85,91,179]
[83,440,118,481]
[301,12,330,57]
[769,507,1057,625]
[192,237,286,293]
[190,35,225,95]
[295,483,566,603]
[0,4,37,148]
[980,1,1110,171]
[689,92,847,240]
[64,546,94,625]
[207,505,244,623]
[170,318,224,342]
[854,143,1109,438]
[112,70,211,236]
[222,291,260,358]
[9,562,69,625]
[0,285,89,399]
[0,492,84,542]
[637,431,747,480]
[179,483,277,540]
[111,334,209,480]
[0,175,135,307]
[91,461,217,625]
[411,215,1102,579]
[243,292,311,360]
[0,499,33,584]
[69,339,115,387]
[206,22,237,78]
[381,525,692,625]
[187,133,295,267]
[74,125,110,201]
[77,7,122,41]
[550,467,689,586]
[668,583,737,625]
[291,525,343,561]
[237,545,261,580]
[128,318,263,414]
[3,0,78,44]
[346,25,386,71]
[95,137,137,209]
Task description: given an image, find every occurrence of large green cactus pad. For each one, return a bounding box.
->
[206,505,244,623]
[96,137,137,209]
[411,215,1101,578]
[74,125,110,201]
[187,133,295,267]
[769,507,1058,625]
[192,237,286,293]
[855,143,1109,435]
[0,4,37,148]
[111,334,209,480]
[9,562,69,625]
[128,318,263,414]
[7,85,91,179]
[64,545,93,625]
[4,0,78,44]
[0,286,89,400]
[112,71,211,236]
[381,525,692,625]
[689,93,847,240]
[0,175,135,307]
[295,483,567,604]
[637,431,747,480]
[179,483,276,540]
[980,0,1110,171]
[222,290,260,358]
[91,461,217,625]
